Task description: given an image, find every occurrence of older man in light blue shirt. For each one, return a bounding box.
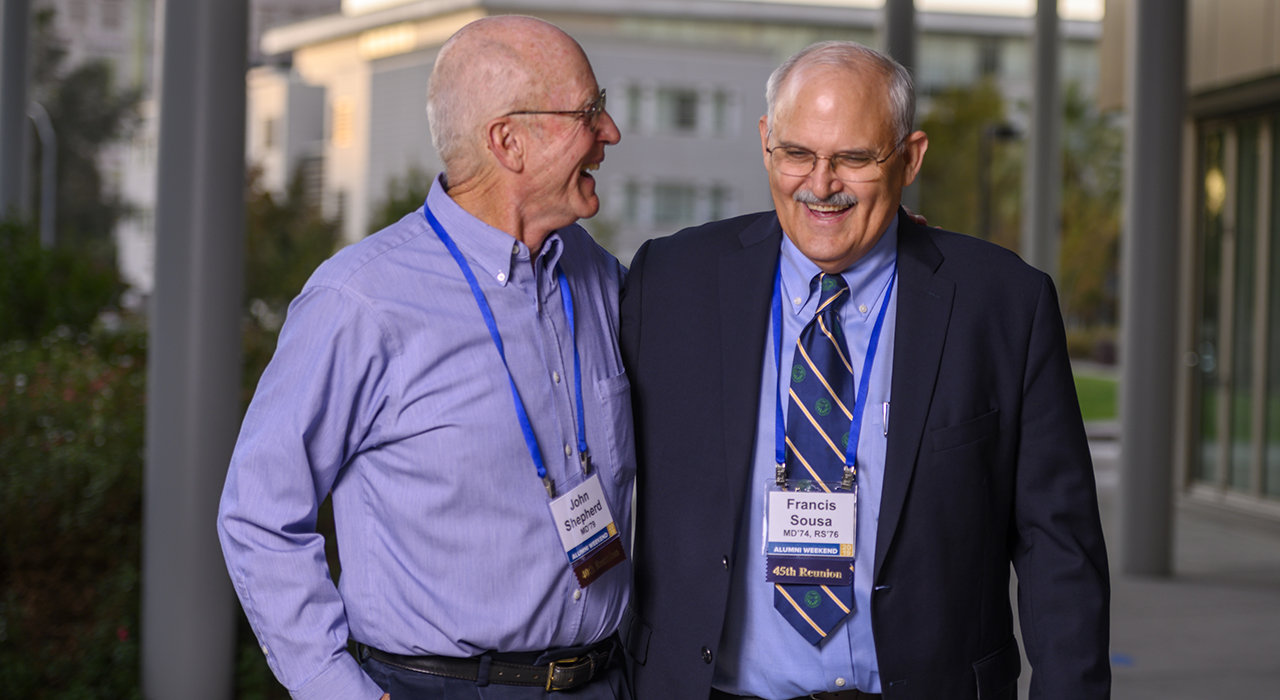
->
[218,16,632,700]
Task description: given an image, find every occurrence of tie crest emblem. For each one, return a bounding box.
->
[804,590,822,608]
[792,365,807,383]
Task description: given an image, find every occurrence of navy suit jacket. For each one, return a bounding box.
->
[618,210,1110,700]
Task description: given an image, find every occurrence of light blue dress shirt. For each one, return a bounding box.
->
[218,176,635,700]
[713,220,898,698]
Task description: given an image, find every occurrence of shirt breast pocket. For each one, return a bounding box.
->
[595,371,637,486]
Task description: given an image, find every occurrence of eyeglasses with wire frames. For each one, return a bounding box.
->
[503,89,608,131]
[765,136,905,183]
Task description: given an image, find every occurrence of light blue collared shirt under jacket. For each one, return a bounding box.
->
[218,177,635,700]
[714,220,899,699]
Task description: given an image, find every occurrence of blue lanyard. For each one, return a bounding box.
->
[772,261,896,490]
[422,203,589,498]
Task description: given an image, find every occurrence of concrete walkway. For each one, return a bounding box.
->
[1094,432,1280,699]
[1014,424,1280,698]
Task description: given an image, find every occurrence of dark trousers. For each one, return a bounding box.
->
[361,648,631,700]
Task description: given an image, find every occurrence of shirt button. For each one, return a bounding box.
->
[573,589,582,601]
[858,304,868,314]
[553,371,561,384]
[793,297,803,306]
[497,271,507,282]
[701,647,713,664]
[512,243,520,255]
[565,444,573,457]
[835,677,846,687]
[261,644,269,656]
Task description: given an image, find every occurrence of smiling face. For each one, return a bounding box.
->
[760,63,927,273]
[520,81,620,227]
[511,37,620,230]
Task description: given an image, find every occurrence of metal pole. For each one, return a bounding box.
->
[0,0,30,219]
[883,0,918,212]
[28,101,54,248]
[141,0,247,697]
[1119,0,1186,577]
[1020,0,1062,281]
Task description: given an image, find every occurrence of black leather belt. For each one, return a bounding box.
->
[712,688,882,700]
[359,639,614,692]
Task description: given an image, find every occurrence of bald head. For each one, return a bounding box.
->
[428,16,592,184]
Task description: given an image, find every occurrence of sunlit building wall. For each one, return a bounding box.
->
[252,0,1099,260]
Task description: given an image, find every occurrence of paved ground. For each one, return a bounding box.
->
[1013,422,1280,698]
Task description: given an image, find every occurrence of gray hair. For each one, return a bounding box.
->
[764,41,915,143]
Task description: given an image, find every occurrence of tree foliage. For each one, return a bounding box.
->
[917,79,1023,253]
[1058,83,1123,328]
[0,219,122,341]
[918,80,1123,331]
[368,166,434,236]
[27,7,141,262]
[0,328,147,700]
[242,166,342,402]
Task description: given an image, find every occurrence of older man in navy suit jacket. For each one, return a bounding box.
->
[619,41,1110,700]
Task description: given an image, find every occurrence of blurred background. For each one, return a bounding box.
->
[1,0,1278,698]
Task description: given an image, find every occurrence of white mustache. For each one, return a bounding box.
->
[793,190,859,207]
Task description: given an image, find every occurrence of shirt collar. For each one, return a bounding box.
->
[425,174,565,286]
[779,214,899,321]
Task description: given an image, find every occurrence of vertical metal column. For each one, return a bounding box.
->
[141,0,248,698]
[883,0,918,212]
[1119,0,1186,577]
[0,0,30,219]
[1021,0,1061,280]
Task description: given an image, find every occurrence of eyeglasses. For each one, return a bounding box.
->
[504,89,608,130]
[765,137,904,183]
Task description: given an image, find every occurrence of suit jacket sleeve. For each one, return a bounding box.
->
[1011,275,1111,698]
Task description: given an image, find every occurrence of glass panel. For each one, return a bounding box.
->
[1196,129,1225,484]
[1230,123,1259,491]
[627,85,642,133]
[1268,118,1280,498]
[653,184,696,225]
[656,89,699,133]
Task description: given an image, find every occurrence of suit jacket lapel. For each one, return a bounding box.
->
[875,212,955,579]
[718,214,783,517]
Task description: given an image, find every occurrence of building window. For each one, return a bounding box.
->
[623,181,640,223]
[627,84,642,133]
[710,185,730,221]
[657,88,698,134]
[1190,116,1280,502]
[264,117,277,150]
[653,183,696,225]
[69,0,88,26]
[713,91,730,135]
[332,96,355,149]
[102,0,122,30]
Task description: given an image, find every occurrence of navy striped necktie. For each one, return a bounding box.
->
[774,272,856,645]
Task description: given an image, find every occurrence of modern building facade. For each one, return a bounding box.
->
[253,0,1100,259]
[1102,0,1280,520]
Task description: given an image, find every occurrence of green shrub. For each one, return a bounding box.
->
[0,220,122,342]
[0,325,147,699]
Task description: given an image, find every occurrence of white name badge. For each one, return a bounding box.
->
[764,488,856,585]
[548,474,626,587]
[765,489,856,557]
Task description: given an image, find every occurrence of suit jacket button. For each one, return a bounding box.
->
[701,647,713,664]
[722,555,729,570]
